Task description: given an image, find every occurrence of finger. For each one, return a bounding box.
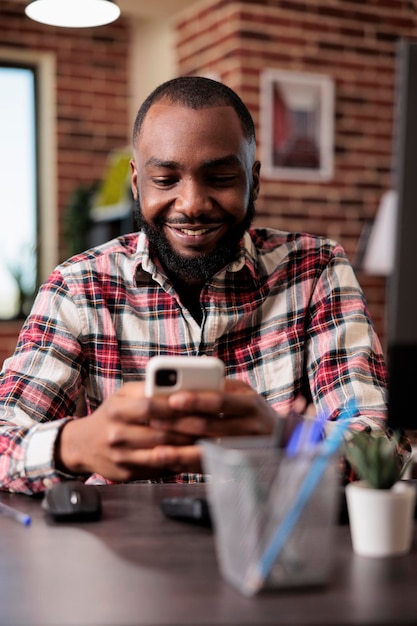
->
[166,377,253,412]
[151,444,203,473]
[111,444,202,474]
[168,388,260,419]
[99,393,176,426]
[223,379,253,392]
[150,416,212,437]
[150,414,269,438]
[167,389,223,415]
[90,443,202,482]
[105,422,197,449]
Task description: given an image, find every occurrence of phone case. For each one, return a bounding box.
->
[145,356,224,396]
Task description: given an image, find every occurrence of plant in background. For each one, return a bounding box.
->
[64,183,98,258]
[6,245,37,319]
[345,430,408,489]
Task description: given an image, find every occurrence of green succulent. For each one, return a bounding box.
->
[345,430,405,489]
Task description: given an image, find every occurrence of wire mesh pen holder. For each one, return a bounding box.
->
[200,437,341,596]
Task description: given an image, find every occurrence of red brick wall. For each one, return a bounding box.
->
[1,1,416,364]
[0,322,24,369]
[0,1,130,364]
[175,0,417,350]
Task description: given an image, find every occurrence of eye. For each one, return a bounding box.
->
[151,177,178,187]
[207,174,237,186]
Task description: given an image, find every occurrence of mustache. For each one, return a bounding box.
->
[157,215,235,226]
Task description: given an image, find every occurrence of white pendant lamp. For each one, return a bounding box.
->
[25,0,121,28]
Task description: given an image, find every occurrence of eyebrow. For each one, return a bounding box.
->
[144,154,243,170]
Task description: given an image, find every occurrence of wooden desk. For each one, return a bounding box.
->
[0,483,416,626]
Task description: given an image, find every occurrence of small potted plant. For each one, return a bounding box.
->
[345,430,416,557]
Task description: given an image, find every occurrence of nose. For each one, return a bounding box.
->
[174,179,213,218]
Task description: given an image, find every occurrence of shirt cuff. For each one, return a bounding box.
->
[25,418,69,484]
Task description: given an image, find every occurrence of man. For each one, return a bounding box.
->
[0,76,393,495]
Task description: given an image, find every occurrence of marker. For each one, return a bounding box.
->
[0,501,32,526]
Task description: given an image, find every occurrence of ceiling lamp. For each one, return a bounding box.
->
[25,0,121,28]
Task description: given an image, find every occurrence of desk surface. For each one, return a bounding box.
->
[0,483,416,626]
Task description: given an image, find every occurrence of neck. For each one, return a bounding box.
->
[171,276,204,325]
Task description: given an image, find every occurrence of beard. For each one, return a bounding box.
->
[134,194,256,283]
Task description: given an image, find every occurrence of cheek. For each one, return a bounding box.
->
[225,188,251,218]
[138,190,179,225]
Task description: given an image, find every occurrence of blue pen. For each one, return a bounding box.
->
[245,400,356,594]
[285,411,327,457]
[0,501,32,526]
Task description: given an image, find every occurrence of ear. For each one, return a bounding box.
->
[251,161,261,200]
[130,159,138,200]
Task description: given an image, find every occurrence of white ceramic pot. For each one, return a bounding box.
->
[345,480,416,557]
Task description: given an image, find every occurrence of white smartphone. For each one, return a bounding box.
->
[145,356,225,397]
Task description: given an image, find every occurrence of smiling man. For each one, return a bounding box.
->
[0,76,401,495]
[131,93,259,323]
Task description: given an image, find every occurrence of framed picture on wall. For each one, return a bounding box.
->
[260,68,334,182]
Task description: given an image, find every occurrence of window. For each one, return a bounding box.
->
[0,65,37,319]
[0,50,57,321]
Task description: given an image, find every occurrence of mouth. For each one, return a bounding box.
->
[176,227,212,236]
[165,223,224,249]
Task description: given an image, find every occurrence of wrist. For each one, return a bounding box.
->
[54,419,90,477]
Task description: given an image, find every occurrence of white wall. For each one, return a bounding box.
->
[129,16,178,128]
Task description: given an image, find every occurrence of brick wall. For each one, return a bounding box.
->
[0,321,24,368]
[175,0,417,349]
[0,1,130,364]
[1,0,416,364]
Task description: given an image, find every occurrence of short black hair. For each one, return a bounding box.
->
[132,75,256,148]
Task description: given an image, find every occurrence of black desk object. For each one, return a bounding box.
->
[0,483,416,626]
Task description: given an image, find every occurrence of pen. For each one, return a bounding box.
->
[245,400,357,595]
[286,411,327,457]
[0,501,32,526]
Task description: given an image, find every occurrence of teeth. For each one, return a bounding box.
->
[180,228,209,236]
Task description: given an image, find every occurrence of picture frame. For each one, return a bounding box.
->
[260,68,334,182]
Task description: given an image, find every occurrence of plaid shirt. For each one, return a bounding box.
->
[0,229,388,494]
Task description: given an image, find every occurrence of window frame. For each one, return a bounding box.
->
[0,48,57,302]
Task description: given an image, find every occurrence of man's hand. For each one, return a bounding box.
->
[55,379,277,482]
[150,378,276,439]
[56,382,199,481]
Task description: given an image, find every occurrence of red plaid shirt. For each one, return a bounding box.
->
[0,229,388,493]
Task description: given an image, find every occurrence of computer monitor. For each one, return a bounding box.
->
[387,40,417,431]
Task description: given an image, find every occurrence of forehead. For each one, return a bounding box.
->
[136,103,249,163]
